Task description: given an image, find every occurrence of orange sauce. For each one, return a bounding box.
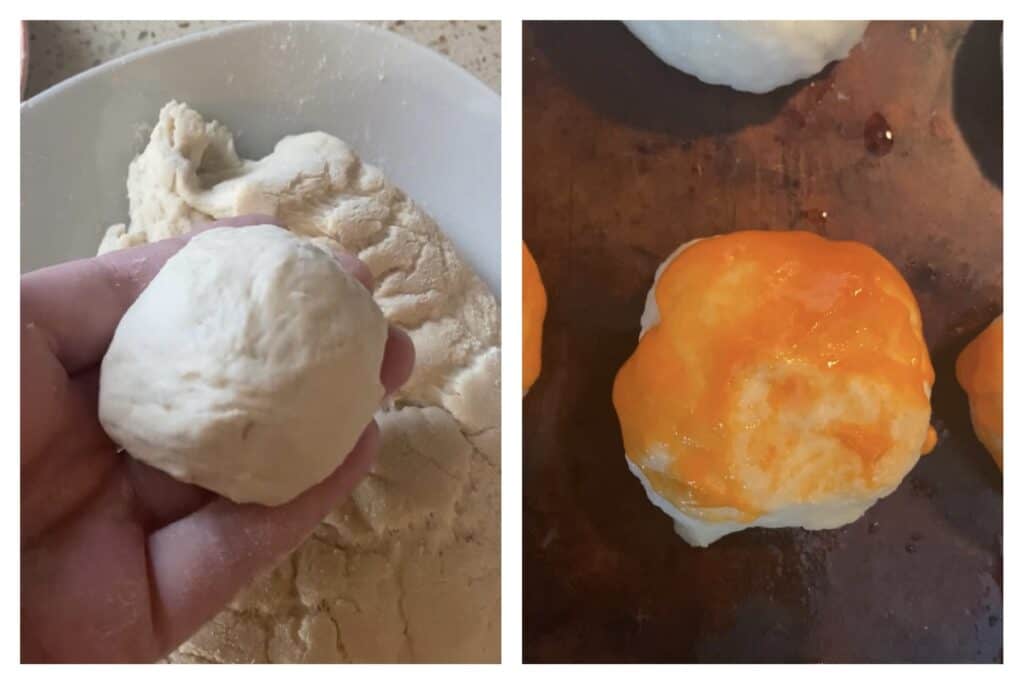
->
[523,242,547,394]
[956,315,1003,468]
[921,426,938,454]
[612,231,934,516]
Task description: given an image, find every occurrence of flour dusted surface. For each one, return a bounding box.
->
[103,101,500,662]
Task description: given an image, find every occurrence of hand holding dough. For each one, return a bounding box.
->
[22,218,416,662]
[100,102,500,662]
[99,224,388,506]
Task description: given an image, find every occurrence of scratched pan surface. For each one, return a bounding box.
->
[523,20,1002,663]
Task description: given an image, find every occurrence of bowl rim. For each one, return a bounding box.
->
[20,19,501,292]
[21,20,498,112]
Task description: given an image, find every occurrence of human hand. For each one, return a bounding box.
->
[21,216,414,663]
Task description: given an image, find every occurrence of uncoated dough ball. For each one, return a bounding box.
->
[624,20,869,94]
[99,224,388,506]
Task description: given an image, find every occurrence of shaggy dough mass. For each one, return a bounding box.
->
[99,225,387,506]
[101,101,500,662]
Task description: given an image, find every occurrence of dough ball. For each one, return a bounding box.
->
[956,315,1003,469]
[624,20,868,94]
[523,242,547,395]
[613,231,935,547]
[99,224,388,506]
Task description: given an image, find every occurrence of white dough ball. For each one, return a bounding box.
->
[99,224,388,506]
[624,20,869,94]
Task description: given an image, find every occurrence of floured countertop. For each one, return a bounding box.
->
[24,20,500,99]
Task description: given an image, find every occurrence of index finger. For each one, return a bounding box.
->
[20,215,280,375]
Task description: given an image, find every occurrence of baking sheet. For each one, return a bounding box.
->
[523,20,1002,663]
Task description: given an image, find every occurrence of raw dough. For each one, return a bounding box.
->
[99,225,387,506]
[102,101,500,662]
[624,21,868,94]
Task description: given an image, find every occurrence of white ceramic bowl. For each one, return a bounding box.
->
[20,21,501,296]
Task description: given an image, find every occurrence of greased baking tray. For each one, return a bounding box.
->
[523,20,1002,663]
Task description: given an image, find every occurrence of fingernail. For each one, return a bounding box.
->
[380,325,416,394]
[332,252,374,290]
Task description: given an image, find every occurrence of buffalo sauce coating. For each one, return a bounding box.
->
[612,231,935,518]
[523,242,547,394]
[956,315,1003,468]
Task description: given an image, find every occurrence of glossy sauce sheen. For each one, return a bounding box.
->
[613,231,935,519]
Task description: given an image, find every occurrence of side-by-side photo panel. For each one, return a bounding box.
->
[21,20,500,664]
[524,20,1002,663]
